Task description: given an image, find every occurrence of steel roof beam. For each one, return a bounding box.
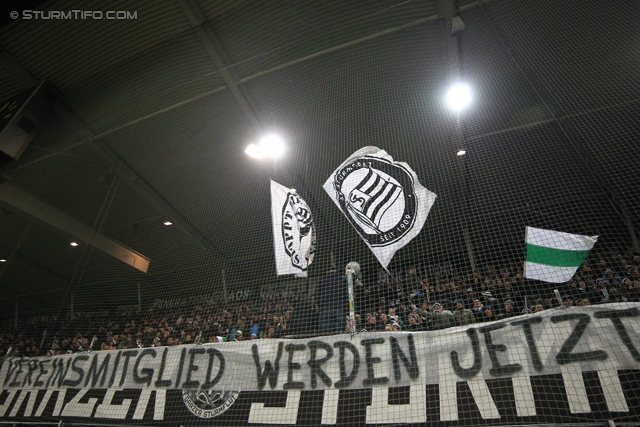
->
[176,0,263,133]
[0,182,150,273]
[0,49,228,263]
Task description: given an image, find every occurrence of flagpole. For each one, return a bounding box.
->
[346,262,358,339]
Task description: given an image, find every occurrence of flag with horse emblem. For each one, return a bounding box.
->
[323,147,437,268]
[270,180,316,277]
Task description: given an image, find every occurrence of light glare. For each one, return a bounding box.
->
[457,150,466,156]
[0,259,5,262]
[70,242,78,247]
[259,134,285,159]
[164,221,173,226]
[446,83,472,111]
[245,143,265,160]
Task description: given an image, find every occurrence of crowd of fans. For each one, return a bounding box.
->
[1,249,639,359]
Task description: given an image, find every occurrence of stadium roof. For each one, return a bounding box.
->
[0,0,638,320]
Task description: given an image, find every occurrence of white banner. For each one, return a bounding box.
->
[270,180,316,277]
[2,305,640,424]
[322,147,436,268]
[2,305,639,393]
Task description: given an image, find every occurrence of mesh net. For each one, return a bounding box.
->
[0,0,639,426]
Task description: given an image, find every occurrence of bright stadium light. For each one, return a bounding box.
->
[446,82,472,111]
[259,134,285,159]
[245,143,265,160]
[245,134,286,160]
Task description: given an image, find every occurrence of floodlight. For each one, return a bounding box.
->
[259,134,285,159]
[245,143,265,160]
[446,83,472,111]
[70,242,78,246]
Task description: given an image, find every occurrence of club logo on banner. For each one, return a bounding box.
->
[323,147,436,268]
[182,390,239,418]
[270,180,316,277]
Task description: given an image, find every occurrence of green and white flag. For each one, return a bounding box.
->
[524,226,598,283]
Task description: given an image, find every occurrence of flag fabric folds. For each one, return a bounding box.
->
[323,147,437,269]
[524,226,598,283]
[270,180,316,278]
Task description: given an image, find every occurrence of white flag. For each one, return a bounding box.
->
[524,226,598,283]
[323,147,437,269]
[270,180,316,277]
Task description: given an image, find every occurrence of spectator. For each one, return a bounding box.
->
[562,295,574,307]
[471,298,484,319]
[406,313,422,331]
[453,300,475,326]
[315,265,349,335]
[497,300,518,320]
[478,306,497,322]
[411,303,454,330]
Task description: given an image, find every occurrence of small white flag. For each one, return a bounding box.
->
[270,180,316,277]
[524,226,598,283]
[323,147,437,269]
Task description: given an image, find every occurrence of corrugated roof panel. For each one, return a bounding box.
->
[212,0,438,77]
[0,0,190,91]
[103,91,266,259]
[197,0,254,20]
[63,31,227,134]
[0,66,25,101]
[486,0,640,116]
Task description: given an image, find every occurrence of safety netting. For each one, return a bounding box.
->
[0,0,639,426]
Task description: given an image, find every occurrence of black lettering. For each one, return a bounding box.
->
[361,338,389,386]
[479,323,522,376]
[46,358,69,388]
[9,359,24,387]
[3,360,18,386]
[390,335,419,382]
[34,360,51,387]
[511,317,544,371]
[333,341,360,388]
[154,348,172,387]
[594,308,640,363]
[63,355,88,387]
[182,348,204,388]
[283,343,306,390]
[108,351,122,387]
[22,360,39,387]
[551,313,608,364]
[175,347,187,387]
[253,342,284,390]
[307,341,333,389]
[202,348,225,389]
[85,354,111,388]
[450,328,482,379]
[58,358,72,387]
[134,349,156,386]
[119,350,138,386]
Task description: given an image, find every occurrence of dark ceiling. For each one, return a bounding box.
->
[0,0,638,321]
